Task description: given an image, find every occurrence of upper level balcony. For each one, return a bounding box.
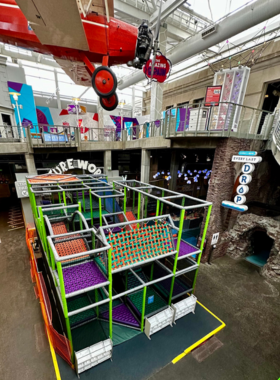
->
[0,102,276,154]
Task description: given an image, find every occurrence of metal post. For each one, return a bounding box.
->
[63,191,67,206]
[82,189,85,212]
[47,239,56,271]
[133,190,135,214]
[57,261,73,360]
[90,191,93,226]
[78,202,83,231]
[156,199,160,217]
[141,286,147,332]
[160,190,164,215]
[137,192,141,227]
[150,263,154,281]
[168,209,185,305]
[99,197,102,227]
[145,190,148,218]
[123,186,127,214]
[95,288,99,317]
[192,205,212,292]
[108,248,113,339]
[38,207,50,265]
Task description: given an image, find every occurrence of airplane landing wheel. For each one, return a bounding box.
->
[100,93,119,111]
[92,66,117,98]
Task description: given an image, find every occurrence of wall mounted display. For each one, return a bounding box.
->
[210,67,250,131]
[8,81,39,136]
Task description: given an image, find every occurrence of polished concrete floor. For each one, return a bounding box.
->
[150,256,280,380]
[1,205,279,380]
[0,208,55,380]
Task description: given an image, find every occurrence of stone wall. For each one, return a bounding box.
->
[214,214,280,282]
[201,138,280,262]
[200,137,252,260]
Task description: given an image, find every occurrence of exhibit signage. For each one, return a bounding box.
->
[238,151,257,156]
[205,85,222,106]
[211,232,220,245]
[231,155,262,163]
[49,159,102,175]
[143,54,171,83]
[222,150,262,212]
[221,201,248,212]
[15,181,29,198]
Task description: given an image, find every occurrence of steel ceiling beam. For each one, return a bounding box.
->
[150,0,187,28]
[118,0,280,89]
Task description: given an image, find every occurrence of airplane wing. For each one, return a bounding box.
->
[55,58,92,87]
[78,0,114,18]
[16,0,89,50]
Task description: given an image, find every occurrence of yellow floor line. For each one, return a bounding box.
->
[172,301,226,365]
[47,329,62,380]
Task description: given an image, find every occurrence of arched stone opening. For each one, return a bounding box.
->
[245,227,274,267]
[214,214,280,282]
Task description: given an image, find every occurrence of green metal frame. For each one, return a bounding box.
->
[27,175,212,354]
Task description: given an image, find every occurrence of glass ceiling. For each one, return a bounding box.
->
[2,0,280,110]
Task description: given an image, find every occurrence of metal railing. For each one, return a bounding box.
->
[0,124,28,142]
[272,109,280,149]
[0,102,275,148]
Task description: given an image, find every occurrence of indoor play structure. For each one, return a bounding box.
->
[26,173,212,375]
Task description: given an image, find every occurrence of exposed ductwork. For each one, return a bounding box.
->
[118,0,280,90]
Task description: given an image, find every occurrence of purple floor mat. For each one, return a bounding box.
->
[174,239,198,257]
[63,261,107,294]
[101,304,140,328]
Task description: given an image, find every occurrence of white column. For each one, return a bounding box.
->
[150,25,167,123]
[25,153,37,175]
[103,150,112,174]
[97,99,104,140]
[140,149,150,183]
[54,69,61,109]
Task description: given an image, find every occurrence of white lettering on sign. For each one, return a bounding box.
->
[49,159,101,175]
[242,163,255,174]
[78,160,88,170]
[239,174,252,185]
[236,185,249,195]
[211,233,219,246]
[67,158,74,170]
[234,195,246,204]
[232,155,262,163]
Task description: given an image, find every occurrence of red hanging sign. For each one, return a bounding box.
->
[205,86,222,106]
[143,54,171,83]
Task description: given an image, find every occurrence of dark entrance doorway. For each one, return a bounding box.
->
[258,81,280,133]
[245,230,274,267]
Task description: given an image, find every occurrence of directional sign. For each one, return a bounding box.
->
[234,195,246,204]
[211,232,219,246]
[15,181,29,198]
[232,155,262,163]
[242,163,255,174]
[238,151,257,156]
[222,201,248,212]
[236,185,249,195]
[239,174,252,185]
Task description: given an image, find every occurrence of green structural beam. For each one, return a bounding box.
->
[108,248,113,339]
[137,192,141,228]
[192,204,212,292]
[123,186,127,214]
[160,190,164,215]
[141,286,147,332]
[57,261,74,362]
[168,208,185,305]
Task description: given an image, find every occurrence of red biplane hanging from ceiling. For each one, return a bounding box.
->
[0,0,154,110]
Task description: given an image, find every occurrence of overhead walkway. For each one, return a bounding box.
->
[1,102,276,154]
